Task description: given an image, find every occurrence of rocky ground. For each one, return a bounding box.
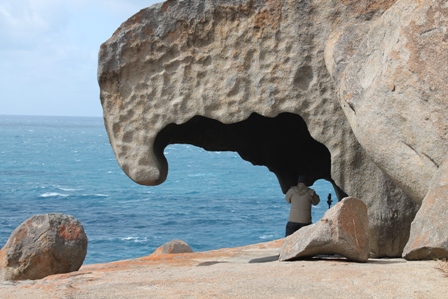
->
[1,239,447,299]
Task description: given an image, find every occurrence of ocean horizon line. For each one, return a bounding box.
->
[0,114,103,119]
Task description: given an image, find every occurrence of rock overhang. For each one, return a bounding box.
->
[98,0,363,192]
[98,0,421,257]
[98,0,337,188]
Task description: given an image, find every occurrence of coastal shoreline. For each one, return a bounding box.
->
[2,239,447,298]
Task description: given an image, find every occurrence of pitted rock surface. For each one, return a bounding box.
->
[98,0,418,258]
[98,0,396,190]
[0,214,88,281]
[279,197,370,262]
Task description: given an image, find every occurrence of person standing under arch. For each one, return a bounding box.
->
[285,176,320,237]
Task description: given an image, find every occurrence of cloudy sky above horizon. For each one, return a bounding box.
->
[0,0,160,117]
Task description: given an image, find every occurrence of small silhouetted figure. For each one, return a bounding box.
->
[285,176,320,237]
[327,193,333,209]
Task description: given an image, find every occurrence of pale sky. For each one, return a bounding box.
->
[0,0,160,117]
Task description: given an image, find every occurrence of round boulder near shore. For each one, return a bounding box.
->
[151,240,193,256]
[0,213,88,281]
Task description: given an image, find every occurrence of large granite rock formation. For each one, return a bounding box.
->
[325,0,448,259]
[325,0,448,204]
[0,214,88,281]
[279,197,370,262]
[98,0,422,258]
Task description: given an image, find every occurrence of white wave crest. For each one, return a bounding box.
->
[39,192,69,198]
[77,193,109,198]
[121,237,148,243]
[56,187,80,192]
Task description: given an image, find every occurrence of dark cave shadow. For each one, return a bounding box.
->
[155,112,343,195]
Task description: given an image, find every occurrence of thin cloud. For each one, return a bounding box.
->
[0,0,69,49]
[0,0,160,116]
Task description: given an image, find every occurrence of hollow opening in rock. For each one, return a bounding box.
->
[155,112,345,198]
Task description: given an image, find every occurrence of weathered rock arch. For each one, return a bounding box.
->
[98,0,420,258]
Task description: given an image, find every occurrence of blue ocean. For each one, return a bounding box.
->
[0,115,336,265]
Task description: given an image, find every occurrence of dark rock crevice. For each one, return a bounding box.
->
[155,112,345,197]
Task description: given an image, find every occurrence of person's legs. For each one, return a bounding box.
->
[285,222,300,237]
[285,222,311,237]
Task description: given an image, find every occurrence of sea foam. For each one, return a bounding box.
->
[39,192,69,198]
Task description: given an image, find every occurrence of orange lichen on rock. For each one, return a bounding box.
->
[341,0,398,15]
[58,223,83,241]
[0,214,88,281]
